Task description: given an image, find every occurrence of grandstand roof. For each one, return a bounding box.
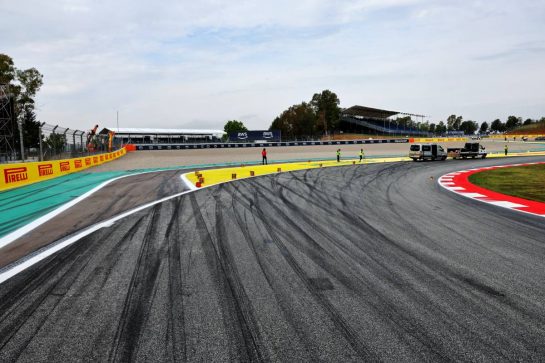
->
[99,127,225,137]
[342,105,426,119]
[342,105,399,119]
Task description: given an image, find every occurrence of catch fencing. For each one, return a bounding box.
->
[1,122,122,163]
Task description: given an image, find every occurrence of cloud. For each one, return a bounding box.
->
[1,0,545,130]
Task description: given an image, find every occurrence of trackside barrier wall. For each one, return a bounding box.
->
[130,137,467,151]
[130,139,411,150]
[487,134,545,139]
[129,137,475,151]
[0,148,127,191]
[409,137,467,142]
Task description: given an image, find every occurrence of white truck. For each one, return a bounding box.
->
[409,144,447,161]
[447,142,487,159]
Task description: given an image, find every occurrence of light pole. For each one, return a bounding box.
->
[17,118,24,161]
[79,131,85,153]
[63,128,69,157]
[38,122,45,161]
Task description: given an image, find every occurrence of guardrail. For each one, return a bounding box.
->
[0,148,127,191]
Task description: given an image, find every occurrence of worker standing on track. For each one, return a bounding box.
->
[262,148,268,165]
[504,144,508,156]
[336,149,341,162]
[359,148,365,162]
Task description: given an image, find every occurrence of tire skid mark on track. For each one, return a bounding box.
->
[109,205,163,361]
[230,168,539,361]
[241,175,452,360]
[228,188,322,361]
[1,157,545,361]
[165,197,187,363]
[211,188,268,362]
[0,228,109,361]
[190,191,266,362]
[246,184,377,361]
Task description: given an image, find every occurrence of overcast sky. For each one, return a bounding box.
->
[2,0,545,131]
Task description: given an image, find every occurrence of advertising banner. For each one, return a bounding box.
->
[0,147,127,191]
[229,130,281,142]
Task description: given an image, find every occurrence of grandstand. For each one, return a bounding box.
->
[340,105,428,136]
[99,127,226,144]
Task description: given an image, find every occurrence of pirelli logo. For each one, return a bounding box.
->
[105,154,109,160]
[74,159,83,168]
[93,156,98,163]
[4,167,28,184]
[100,155,104,162]
[85,158,91,166]
[60,161,70,172]
[38,164,53,177]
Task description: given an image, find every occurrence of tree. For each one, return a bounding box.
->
[223,120,248,135]
[269,102,317,140]
[490,119,505,132]
[395,116,412,129]
[310,90,340,134]
[523,118,533,125]
[505,115,521,130]
[0,54,43,154]
[21,108,41,148]
[429,123,436,134]
[45,133,66,153]
[479,121,489,134]
[435,121,447,134]
[459,120,478,135]
[447,114,463,131]
[0,54,16,85]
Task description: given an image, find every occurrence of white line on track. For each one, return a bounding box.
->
[0,174,134,250]
[0,187,199,283]
[0,170,250,284]
[0,168,185,251]
[180,173,198,190]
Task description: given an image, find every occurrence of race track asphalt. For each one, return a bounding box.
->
[1,156,545,362]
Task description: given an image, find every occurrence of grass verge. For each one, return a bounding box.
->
[468,164,545,203]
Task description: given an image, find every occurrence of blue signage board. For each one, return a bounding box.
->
[229,130,281,142]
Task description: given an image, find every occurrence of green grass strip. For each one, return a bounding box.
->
[468,164,545,203]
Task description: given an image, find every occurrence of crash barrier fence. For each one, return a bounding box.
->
[487,134,545,139]
[130,137,469,151]
[0,147,127,191]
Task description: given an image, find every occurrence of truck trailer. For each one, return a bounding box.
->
[447,142,487,159]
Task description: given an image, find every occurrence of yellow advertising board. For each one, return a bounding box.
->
[487,134,545,139]
[0,148,127,191]
[410,137,467,143]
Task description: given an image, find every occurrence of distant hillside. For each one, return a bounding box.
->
[506,121,545,135]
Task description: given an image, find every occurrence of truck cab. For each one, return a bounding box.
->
[409,143,447,161]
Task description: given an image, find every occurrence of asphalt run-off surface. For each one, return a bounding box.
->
[1,156,545,361]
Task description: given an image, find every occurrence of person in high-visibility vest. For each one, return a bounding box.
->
[359,148,365,162]
[336,149,341,162]
[504,144,508,156]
